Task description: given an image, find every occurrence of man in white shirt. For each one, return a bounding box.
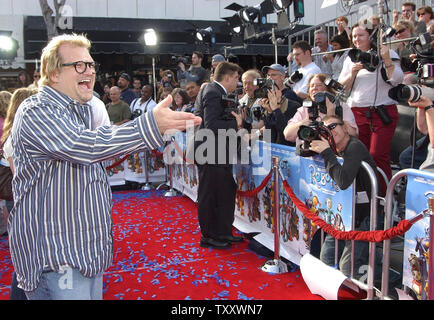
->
[130,85,157,119]
[312,29,333,77]
[291,40,322,100]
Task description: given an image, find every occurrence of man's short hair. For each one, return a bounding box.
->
[213,62,243,83]
[193,51,203,60]
[322,114,344,124]
[402,2,416,11]
[336,16,348,24]
[314,29,328,37]
[292,40,312,54]
[40,33,91,87]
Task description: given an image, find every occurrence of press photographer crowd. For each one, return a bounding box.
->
[0,0,433,300]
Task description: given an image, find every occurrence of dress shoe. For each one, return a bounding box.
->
[200,237,231,249]
[217,235,244,243]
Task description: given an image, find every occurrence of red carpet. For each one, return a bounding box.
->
[0,190,322,300]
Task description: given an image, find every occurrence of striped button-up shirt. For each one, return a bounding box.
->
[9,86,164,291]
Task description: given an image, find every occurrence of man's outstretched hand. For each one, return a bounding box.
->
[152,95,202,135]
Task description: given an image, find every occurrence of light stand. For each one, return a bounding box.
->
[144,29,158,101]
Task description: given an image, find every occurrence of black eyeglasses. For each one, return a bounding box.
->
[327,122,344,130]
[61,61,100,74]
[33,75,41,78]
[395,28,407,35]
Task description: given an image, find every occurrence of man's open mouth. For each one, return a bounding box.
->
[78,79,92,90]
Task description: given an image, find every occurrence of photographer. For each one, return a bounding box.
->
[309,114,380,280]
[339,22,404,192]
[160,70,178,88]
[177,51,207,88]
[238,69,263,131]
[284,73,358,143]
[193,62,244,249]
[129,85,157,118]
[410,95,434,172]
[257,64,301,146]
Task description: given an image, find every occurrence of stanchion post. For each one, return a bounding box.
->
[428,196,434,300]
[361,161,379,300]
[261,156,288,274]
[141,150,152,191]
[164,156,177,197]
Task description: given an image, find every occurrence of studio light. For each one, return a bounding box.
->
[143,28,158,101]
[143,28,157,46]
[0,31,18,61]
[196,27,216,44]
[240,5,261,23]
[272,0,292,10]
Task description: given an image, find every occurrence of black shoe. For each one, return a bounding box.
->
[200,237,231,249]
[218,235,244,243]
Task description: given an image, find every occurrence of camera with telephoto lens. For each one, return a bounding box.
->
[296,100,336,157]
[284,70,303,87]
[253,78,275,99]
[348,48,380,72]
[388,32,434,104]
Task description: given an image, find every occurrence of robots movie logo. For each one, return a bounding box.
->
[308,164,340,192]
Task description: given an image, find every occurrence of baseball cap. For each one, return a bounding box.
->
[119,73,131,82]
[261,64,286,75]
[212,54,226,63]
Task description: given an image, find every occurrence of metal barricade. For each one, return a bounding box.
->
[381,168,434,300]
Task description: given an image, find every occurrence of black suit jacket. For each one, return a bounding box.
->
[193,82,238,166]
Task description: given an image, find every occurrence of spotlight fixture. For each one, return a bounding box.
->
[143,28,158,46]
[0,31,18,61]
[196,27,216,44]
[272,0,292,10]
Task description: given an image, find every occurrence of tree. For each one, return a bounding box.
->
[39,0,67,41]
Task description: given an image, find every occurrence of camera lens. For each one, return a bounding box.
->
[297,125,316,141]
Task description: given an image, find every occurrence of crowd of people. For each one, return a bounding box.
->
[0,1,433,299]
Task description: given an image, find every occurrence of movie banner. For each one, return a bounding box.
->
[402,169,434,300]
[234,141,354,265]
[106,156,126,186]
[170,131,199,201]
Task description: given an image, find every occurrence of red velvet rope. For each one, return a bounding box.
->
[282,180,414,242]
[172,140,195,165]
[236,170,273,197]
[152,149,164,157]
[106,154,130,170]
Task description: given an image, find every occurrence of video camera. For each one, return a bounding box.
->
[253,78,275,99]
[221,82,244,120]
[388,33,434,104]
[171,55,190,66]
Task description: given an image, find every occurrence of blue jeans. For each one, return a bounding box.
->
[319,217,382,280]
[24,267,103,300]
[399,137,428,169]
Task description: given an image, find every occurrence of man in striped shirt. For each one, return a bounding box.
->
[9,33,201,300]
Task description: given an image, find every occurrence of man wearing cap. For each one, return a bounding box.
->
[258,64,301,146]
[118,73,137,105]
[210,54,226,82]
[262,64,301,104]
[291,40,322,100]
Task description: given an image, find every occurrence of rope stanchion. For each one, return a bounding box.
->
[106,154,130,170]
[172,138,194,165]
[282,180,414,242]
[236,170,273,197]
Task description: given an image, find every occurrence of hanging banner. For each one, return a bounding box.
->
[402,169,434,300]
